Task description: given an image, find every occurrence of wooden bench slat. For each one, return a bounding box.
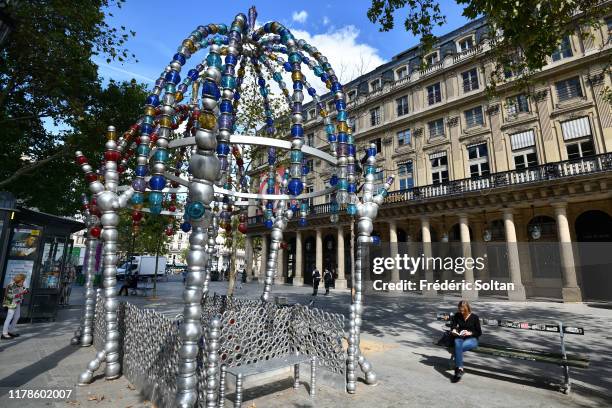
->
[478,343,590,363]
[473,346,589,368]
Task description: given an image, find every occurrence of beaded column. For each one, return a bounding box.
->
[205,316,221,408]
[261,175,293,302]
[71,230,99,346]
[71,195,99,347]
[346,144,393,393]
[77,126,135,384]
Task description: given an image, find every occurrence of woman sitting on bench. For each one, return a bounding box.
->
[450,300,482,383]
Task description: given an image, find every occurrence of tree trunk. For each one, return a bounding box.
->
[153,239,160,297]
[226,227,238,297]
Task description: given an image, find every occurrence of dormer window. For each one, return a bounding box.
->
[457,36,474,52]
[370,79,382,92]
[309,109,316,120]
[348,90,357,102]
[425,52,439,66]
[396,66,408,80]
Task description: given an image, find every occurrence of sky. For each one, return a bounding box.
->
[98,0,472,89]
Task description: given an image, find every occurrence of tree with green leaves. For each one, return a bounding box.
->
[367,0,612,95]
[0,0,142,215]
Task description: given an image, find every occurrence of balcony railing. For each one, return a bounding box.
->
[247,153,612,225]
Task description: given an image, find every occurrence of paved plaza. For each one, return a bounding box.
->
[0,277,611,408]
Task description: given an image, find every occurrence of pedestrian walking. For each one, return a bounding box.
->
[311,268,321,296]
[2,273,28,340]
[323,268,333,295]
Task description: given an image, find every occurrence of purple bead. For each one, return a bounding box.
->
[219,114,233,129]
[132,178,147,192]
[219,157,229,170]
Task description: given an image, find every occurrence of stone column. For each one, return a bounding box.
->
[388,221,400,282]
[315,228,323,273]
[503,208,527,301]
[293,231,304,286]
[459,214,478,300]
[245,235,253,282]
[421,216,437,297]
[553,203,582,302]
[336,226,347,289]
[515,213,534,296]
[258,235,267,283]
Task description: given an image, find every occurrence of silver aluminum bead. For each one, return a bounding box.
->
[204,67,221,83]
[189,154,220,180]
[195,129,217,150]
[201,97,217,111]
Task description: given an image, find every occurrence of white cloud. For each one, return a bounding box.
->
[292,10,308,23]
[322,16,330,26]
[290,26,385,94]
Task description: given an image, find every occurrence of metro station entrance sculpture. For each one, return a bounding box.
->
[70,7,392,407]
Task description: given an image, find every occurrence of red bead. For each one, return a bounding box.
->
[90,226,101,238]
[238,223,248,234]
[85,173,98,183]
[171,181,179,188]
[104,150,120,162]
[76,155,88,165]
[280,241,288,250]
[168,205,176,212]
[132,211,143,221]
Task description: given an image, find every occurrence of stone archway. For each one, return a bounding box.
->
[323,234,336,273]
[527,215,560,278]
[575,210,612,300]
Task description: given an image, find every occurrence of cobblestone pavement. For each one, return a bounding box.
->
[0,276,610,408]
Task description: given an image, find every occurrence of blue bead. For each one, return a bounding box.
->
[146,94,160,106]
[180,222,192,232]
[372,236,381,245]
[206,53,222,68]
[289,53,301,63]
[140,123,153,135]
[149,175,166,191]
[347,204,357,215]
[165,70,181,85]
[302,56,310,64]
[331,82,342,92]
[264,219,273,228]
[137,145,150,155]
[173,53,186,65]
[302,166,309,175]
[320,73,329,82]
[221,75,236,89]
[149,204,162,215]
[154,149,169,162]
[293,81,303,90]
[327,134,337,142]
[348,145,356,156]
[338,133,348,143]
[233,92,240,100]
[148,191,163,206]
[186,201,206,220]
[291,124,303,137]
[131,192,144,204]
[217,143,230,155]
[135,166,148,177]
[220,100,233,113]
[225,54,237,65]
[288,178,303,196]
[298,218,308,227]
[308,87,317,96]
[313,66,324,76]
[335,100,346,110]
[202,80,220,99]
[337,110,348,121]
[348,183,356,193]
[187,69,199,81]
[283,62,292,72]
[258,77,266,87]
[273,72,282,82]
[330,175,338,186]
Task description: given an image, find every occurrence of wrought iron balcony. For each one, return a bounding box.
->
[247,152,612,225]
